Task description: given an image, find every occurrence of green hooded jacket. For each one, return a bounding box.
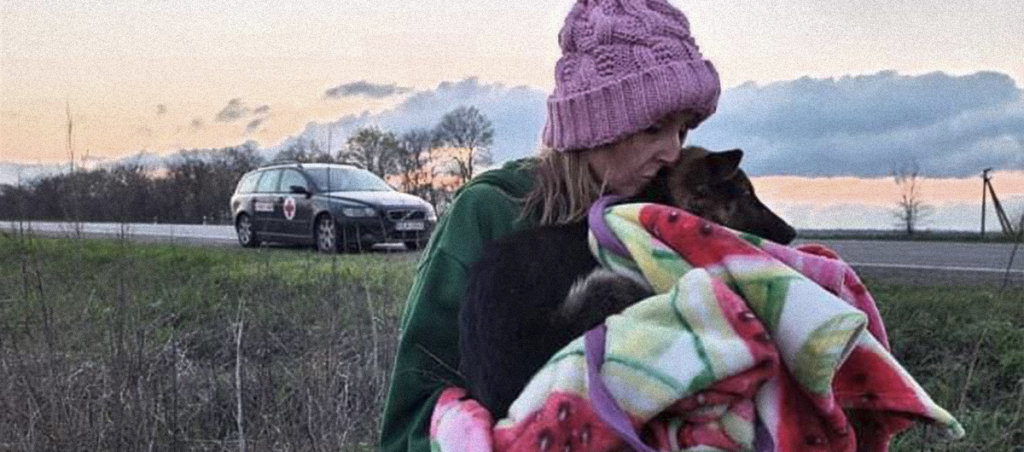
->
[380,158,538,451]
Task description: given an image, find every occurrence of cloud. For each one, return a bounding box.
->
[156,104,167,116]
[246,118,265,133]
[213,99,269,134]
[215,98,249,123]
[283,77,548,162]
[323,81,413,99]
[690,71,1024,177]
[278,71,1024,179]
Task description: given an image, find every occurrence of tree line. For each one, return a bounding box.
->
[0,106,494,224]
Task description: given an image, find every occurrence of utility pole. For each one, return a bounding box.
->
[981,168,991,238]
[981,168,1016,238]
[66,99,75,173]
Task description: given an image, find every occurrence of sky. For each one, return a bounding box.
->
[2,0,1023,230]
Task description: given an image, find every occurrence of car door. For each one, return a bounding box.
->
[277,169,314,237]
[252,169,281,235]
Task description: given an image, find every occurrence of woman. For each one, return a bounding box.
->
[380,1,721,450]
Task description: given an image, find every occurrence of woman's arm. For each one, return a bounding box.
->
[380,182,529,452]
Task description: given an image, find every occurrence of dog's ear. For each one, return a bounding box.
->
[705,149,743,183]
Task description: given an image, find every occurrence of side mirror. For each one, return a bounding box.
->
[290,185,311,197]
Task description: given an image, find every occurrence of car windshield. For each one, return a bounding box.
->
[306,167,392,192]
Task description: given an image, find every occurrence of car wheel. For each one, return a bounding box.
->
[236,214,260,248]
[404,240,426,251]
[315,214,339,253]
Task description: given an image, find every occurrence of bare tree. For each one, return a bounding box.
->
[223,141,266,173]
[393,128,436,198]
[892,162,932,235]
[274,138,334,163]
[433,106,494,185]
[341,126,400,178]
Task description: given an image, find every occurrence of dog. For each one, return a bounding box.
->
[458,147,797,417]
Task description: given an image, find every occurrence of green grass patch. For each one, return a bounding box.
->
[0,234,1020,450]
[866,279,1024,450]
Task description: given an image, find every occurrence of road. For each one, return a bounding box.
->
[789,238,1023,287]
[3,221,1022,286]
[2,221,239,246]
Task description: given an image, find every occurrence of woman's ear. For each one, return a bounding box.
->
[705,149,743,183]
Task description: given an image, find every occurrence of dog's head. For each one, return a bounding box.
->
[643,147,797,244]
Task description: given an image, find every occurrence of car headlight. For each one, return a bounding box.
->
[426,206,438,222]
[341,207,377,218]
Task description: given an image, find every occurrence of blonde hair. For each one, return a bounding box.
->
[521,148,605,226]
[522,110,701,225]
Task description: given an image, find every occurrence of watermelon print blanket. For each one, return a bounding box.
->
[431,201,964,451]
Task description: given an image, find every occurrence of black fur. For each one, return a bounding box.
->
[457,150,796,418]
[457,222,646,416]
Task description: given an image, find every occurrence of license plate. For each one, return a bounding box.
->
[395,221,425,231]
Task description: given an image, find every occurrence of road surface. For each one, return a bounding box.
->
[2,221,238,245]
[3,221,1021,286]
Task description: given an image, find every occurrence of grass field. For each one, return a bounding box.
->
[1,232,1021,450]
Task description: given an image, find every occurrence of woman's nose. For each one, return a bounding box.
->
[657,132,682,163]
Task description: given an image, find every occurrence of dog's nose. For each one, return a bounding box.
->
[776,225,797,245]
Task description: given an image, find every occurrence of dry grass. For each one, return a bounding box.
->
[0,231,1021,450]
[0,230,412,450]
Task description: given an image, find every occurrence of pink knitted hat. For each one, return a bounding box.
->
[543,0,721,152]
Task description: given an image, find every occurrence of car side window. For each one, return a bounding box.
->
[279,169,309,193]
[236,172,259,194]
[255,170,281,193]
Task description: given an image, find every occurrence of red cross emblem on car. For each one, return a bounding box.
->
[283,197,296,220]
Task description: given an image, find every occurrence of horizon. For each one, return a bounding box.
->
[1,157,1020,232]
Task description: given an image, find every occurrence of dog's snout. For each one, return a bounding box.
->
[776,225,797,245]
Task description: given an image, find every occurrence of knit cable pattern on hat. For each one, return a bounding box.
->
[543,0,721,151]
